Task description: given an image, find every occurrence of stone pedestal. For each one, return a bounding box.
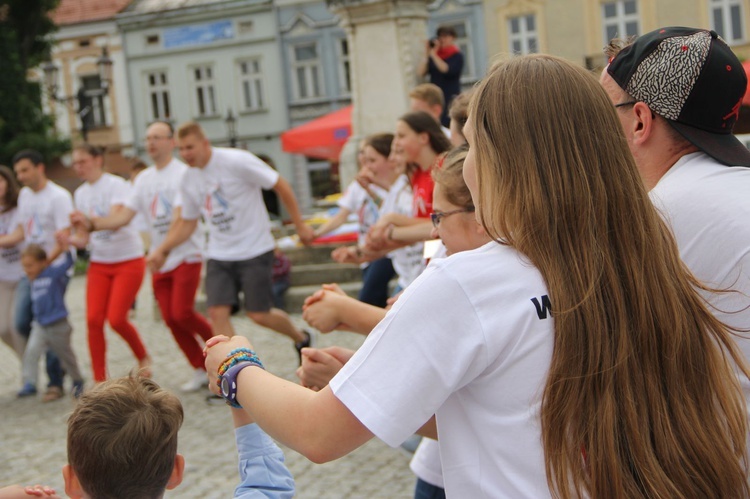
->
[327,0,431,187]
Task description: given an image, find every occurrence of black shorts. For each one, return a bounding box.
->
[205,251,274,312]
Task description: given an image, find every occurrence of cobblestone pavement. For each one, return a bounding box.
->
[0,275,415,498]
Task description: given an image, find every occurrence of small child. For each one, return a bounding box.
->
[67,375,294,498]
[17,244,84,399]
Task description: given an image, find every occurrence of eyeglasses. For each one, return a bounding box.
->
[614,100,638,108]
[146,135,172,142]
[430,209,473,228]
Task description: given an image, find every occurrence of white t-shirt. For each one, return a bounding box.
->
[380,174,424,289]
[649,152,750,413]
[0,207,23,282]
[330,242,554,497]
[126,159,203,273]
[74,173,143,264]
[16,181,74,265]
[337,180,386,247]
[180,147,279,261]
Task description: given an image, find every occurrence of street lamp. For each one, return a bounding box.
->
[225,108,237,148]
[42,46,113,141]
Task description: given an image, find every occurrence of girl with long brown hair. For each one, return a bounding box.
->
[0,165,24,357]
[204,55,749,498]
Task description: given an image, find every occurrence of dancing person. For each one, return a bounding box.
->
[147,122,314,362]
[601,26,750,423]
[0,150,71,400]
[367,111,451,250]
[0,165,23,357]
[68,144,151,383]
[314,140,393,308]
[17,243,84,399]
[301,147,486,497]
[72,122,213,392]
[204,55,750,497]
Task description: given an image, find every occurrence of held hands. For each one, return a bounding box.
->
[297,224,315,246]
[69,210,92,233]
[203,335,255,395]
[331,246,362,264]
[296,346,355,391]
[145,248,167,273]
[302,287,352,333]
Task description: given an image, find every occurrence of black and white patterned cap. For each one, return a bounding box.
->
[608,27,750,167]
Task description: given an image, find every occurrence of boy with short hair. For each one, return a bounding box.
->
[63,375,295,498]
[17,244,84,400]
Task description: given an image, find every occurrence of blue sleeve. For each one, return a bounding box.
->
[46,252,74,278]
[233,424,295,498]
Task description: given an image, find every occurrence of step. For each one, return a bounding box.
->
[283,243,349,265]
[290,262,362,287]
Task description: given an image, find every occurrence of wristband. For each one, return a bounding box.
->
[220,361,261,408]
[217,348,264,408]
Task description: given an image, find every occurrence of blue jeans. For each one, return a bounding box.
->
[272,278,290,310]
[358,257,395,308]
[15,276,64,388]
[414,478,446,499]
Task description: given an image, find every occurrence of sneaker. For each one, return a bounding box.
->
[181,368,208,393]
[42,385,64,403]
[17,383,37,398]
[72,381,85,399]
[294,329,315,365]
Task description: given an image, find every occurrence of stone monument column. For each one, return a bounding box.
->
[327,0,431,188]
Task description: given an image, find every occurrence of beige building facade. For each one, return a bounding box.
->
[483,0,749,70]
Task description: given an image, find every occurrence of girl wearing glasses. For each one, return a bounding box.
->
[205,55,749,497]
[299,146,489,498]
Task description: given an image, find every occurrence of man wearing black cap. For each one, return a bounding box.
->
[601,26,750,405]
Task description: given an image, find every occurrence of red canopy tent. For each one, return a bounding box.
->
[281,105,352,161]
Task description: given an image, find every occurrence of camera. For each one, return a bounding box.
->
[429,38,437,48]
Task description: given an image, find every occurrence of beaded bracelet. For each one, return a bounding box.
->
[218,348,264,377]
[217,349,265,408]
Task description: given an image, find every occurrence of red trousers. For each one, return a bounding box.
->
[152,261,213,369]
[87,257,148,382]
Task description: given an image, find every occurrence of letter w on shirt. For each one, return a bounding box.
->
[531,295,552,320]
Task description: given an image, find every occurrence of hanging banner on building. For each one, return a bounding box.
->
[164,20,234,49]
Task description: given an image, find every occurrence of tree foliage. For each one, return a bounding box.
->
[0,0,69,166]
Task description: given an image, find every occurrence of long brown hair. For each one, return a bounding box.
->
[468,54,749,498]
[0,165,20,212]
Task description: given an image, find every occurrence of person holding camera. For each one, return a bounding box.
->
[417,26,464,127]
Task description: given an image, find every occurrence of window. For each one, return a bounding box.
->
[602,0,639,45]
[337,38,351,95]
[438,20,474,79]
[237,59,264,111]
[191,65,217,117]
[290,42,323,100]
[711,0,745,44]
[146,71,171,121]
[508,14,538,55]
[79,75,106,128]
